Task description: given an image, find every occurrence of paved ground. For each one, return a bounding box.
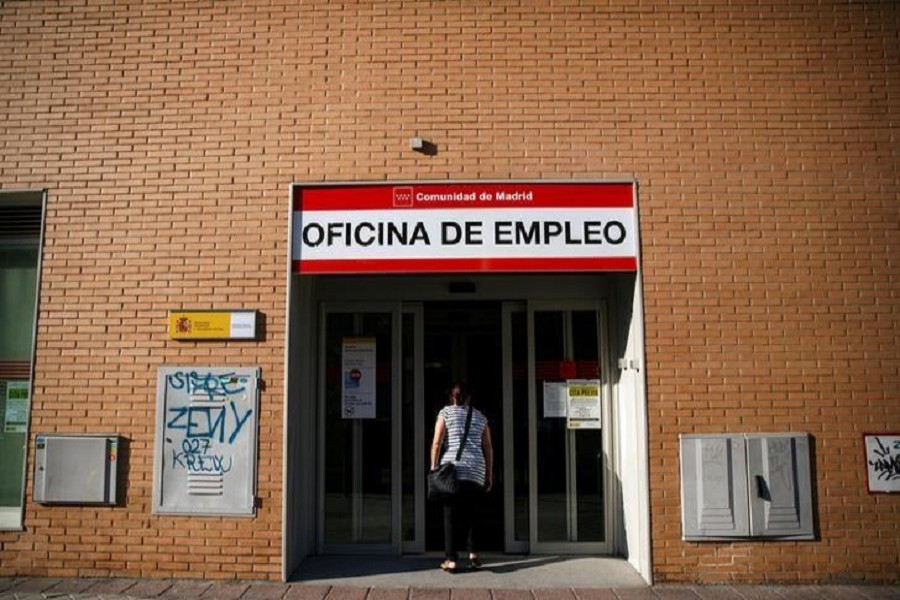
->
[0,578,900,600]
[2,577,898,600]
[2,557,898,600]
[290,556,648,589]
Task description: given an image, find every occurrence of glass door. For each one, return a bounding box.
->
[319,304,401,553]
[528,303,612,554]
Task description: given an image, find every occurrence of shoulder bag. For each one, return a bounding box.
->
[427,405,473,501]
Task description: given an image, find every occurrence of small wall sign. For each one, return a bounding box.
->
[864,433,900,493]
[168,310,257,340]
[292,182,638,275]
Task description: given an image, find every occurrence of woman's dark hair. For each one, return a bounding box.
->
[448,381,471,406]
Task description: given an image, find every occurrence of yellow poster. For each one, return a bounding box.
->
[567,379,601,429]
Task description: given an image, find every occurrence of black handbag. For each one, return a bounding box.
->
[427,405,473,501]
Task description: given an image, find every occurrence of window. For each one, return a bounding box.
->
[0,191,44,530]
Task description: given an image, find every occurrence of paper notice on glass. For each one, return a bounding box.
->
[567,379,601,429]
[341,338,377,419]
[4,381,29,433]
[543,382,567,418]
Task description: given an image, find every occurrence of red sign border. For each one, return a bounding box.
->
[293,181,635,211]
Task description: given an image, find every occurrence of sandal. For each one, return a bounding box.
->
[468,554,482,569]
[440,560,458,573]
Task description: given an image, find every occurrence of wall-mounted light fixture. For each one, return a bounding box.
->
[410,137,437,156]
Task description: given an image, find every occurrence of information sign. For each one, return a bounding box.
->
[3,381,29,433]
[292,182,637,274]
[567,379,601,429]
[168,311,257,340]
[543,381,567,418]
[342,338,377,419]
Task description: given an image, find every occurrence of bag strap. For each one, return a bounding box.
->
[455,405,474,462]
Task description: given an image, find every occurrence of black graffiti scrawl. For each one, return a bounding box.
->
[865,434,900,493]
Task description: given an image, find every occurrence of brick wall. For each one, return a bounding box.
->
[1,0,897,583]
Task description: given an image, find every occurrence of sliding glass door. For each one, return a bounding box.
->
[319,305,401,553]
[317,299,613,556]
[528,303,612,554]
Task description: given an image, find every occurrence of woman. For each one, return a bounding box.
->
[429,381,493,573]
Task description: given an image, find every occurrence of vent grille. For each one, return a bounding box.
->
[0,205,43,240]
[0,361,31,379]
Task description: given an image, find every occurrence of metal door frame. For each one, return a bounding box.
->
[527,300,614,555]
[401,303,425,553]
[502,301,528,553]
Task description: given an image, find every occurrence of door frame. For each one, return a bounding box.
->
[402,303,425,553]
[502,301,528,553]
[527,300,615,555]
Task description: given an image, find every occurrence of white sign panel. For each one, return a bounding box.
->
[567,379,601,429]
[865,434,900,493]
[153,367,260,515]
[297,208,636,261]
[342,338,377,419]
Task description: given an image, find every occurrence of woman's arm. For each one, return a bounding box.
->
[430,416,446,470]
[482,424,494,491]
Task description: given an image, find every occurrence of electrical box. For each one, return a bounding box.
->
[33,434,119,505]
[680,433,814,541]
[152,367,260,516]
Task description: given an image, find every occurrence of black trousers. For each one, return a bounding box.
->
[442,479,484,561]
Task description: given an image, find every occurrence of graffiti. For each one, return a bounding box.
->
[166,401,253,445]
[166,370,247,402]
[156,366,258,514]
[767,438,795,491]
[171,438,233,473]
[164,369,254,475]
[869,437,900,482]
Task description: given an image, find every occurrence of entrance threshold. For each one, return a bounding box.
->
[288,555,646,589]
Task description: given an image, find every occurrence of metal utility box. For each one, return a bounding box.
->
[680,433,814,541]
[33,434,119,505]
[152,367,260,516]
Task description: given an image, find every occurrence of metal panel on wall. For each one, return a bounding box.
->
[153,367,260,516]
[746,434,814,539]
[33,434,119,505]
[680,435,750,540]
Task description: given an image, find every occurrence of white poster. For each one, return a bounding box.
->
[865,434,900,493]
[542,382,567,418]
[342,337,377,419]
[4,381,29,433]
[567,379,601,429]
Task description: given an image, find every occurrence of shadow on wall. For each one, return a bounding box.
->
[115,436,131,507]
